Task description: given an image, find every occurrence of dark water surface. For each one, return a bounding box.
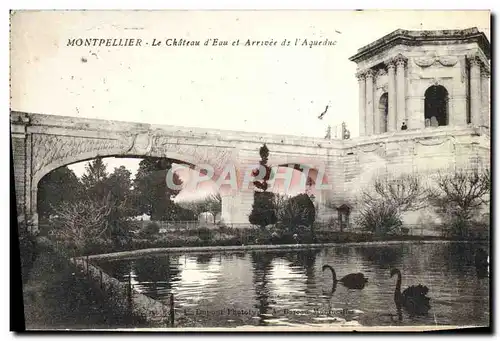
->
[95,241,490,328]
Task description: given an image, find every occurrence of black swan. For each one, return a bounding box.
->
[322,265,368,289]
[390,268,430,316]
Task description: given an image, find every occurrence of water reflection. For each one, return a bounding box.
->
[100,259,130,280]
[250,252,274,325]
[94,241,490,328]
[355,244,405,270]
[196,254,213,265]
[171,255,222,307]
[133,255,181,299]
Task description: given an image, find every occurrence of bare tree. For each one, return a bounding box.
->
[354,173,429,235]
[429,168,490,236]
[361,173,430,213]
[52,193,113,252]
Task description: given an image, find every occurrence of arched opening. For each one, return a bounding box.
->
[378,93,389,133]
[337,204,351,232]
[424,85,449,127]
[264,163,332,228]
[35,155,221,252]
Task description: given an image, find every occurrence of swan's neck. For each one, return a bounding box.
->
[395,272,402,293]
[326,266,337,282]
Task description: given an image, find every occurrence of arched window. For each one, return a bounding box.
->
[378,92,388,133]
[424,85,449,127]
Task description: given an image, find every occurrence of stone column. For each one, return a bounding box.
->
[386,61,397,132]
[365,69,375,136]
[481,68,490,127]
[11,114,29,230]
[469,54,481,126]
[394,54,407,130]
[374,69,386,134]
[357,71,366,136]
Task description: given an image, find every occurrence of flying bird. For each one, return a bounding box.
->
[335,30,342,34]
[318,105,329,119]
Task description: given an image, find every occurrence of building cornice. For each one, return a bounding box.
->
[349,27,490,64]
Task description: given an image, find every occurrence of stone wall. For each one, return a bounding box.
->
[71,256,173,326]
[12,136,26,215]
[342,126,490,224]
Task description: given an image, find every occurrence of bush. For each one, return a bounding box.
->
[18,222,38,283]
[356,201,403,236]
[278,194,316,231]
[192,227,212,241]
[140,222,160,236]
[440,218,489,240]
[249,191,277,229]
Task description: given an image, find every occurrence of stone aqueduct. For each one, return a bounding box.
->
[11,27,491,233]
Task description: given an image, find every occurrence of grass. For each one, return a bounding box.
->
[21,242,150,330]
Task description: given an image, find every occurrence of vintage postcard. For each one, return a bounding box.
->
[10,9,491,332]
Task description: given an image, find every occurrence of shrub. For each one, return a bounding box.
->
[356,201,403,236]
[18,221,38,283]
[249,191,277,229]
[140,222,160,236]
[278,193,316,232]
[197,227,212,241]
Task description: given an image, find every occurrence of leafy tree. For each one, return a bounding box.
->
[177,199,208,218]
[37,166,82,219]
[177,193,222,223]
[132,157,183,221]
[81,157,108,200]
[249,144,277,229]
[171,205,197,221]
[106,166,134,216]
[105,166,136,245]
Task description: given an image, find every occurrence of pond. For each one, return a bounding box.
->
[94,241,490,328]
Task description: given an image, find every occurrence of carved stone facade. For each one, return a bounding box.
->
[350,27,491,136]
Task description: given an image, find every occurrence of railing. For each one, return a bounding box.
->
[139,220,200,231]
[37,220,445,244]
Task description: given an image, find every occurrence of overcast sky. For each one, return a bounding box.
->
[10,10,490,200]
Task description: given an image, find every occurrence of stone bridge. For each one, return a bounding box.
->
[11,111,489,233]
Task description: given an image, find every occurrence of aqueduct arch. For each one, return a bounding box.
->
[12,112,342,232]
[12,112,237,232]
